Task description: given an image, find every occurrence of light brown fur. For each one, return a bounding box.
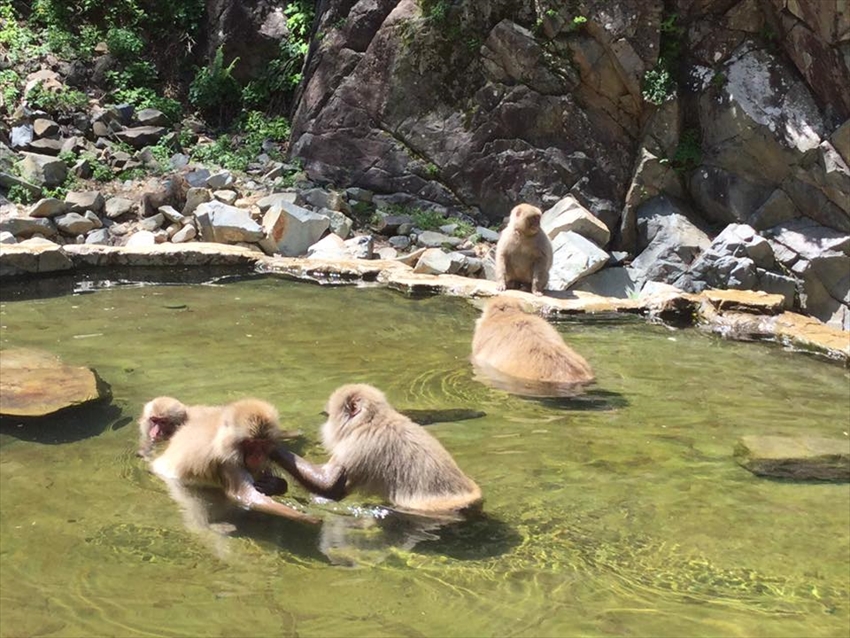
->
[494,204,553,295]
[275,385,482,514]
[151,399,318,524]
[472,296,595,388]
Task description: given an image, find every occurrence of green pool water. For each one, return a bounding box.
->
[0,276,848,638]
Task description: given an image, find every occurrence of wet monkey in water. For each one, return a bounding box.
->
[273,384,482,514]
[471,296,595,396]
[494,203,553,295]
[150,398,318,524]
[137,396,290,495]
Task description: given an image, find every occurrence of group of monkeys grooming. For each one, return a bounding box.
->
[137,203,594,530]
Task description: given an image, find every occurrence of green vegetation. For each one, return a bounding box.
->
[420,0,451,24]
[6,184,37,205]
[27,82,89,112]
[190,110,290,171]
[641,13,684,105]
[188,47,241,125]
[242,0,314,114]
[670,128,702,174]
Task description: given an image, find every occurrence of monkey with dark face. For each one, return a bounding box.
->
[273,384,482,514]
[494,203,553,295]
[471,296,595,396]
[150,398,318,524]
[138,397,290,495]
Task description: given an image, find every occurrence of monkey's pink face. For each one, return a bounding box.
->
[243,439,273,472]
[148,416,177,441]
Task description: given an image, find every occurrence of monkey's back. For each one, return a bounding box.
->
[332,411,481,512]
[472,308,594,384]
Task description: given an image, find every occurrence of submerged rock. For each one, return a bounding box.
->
[0,347,110,417]
[735,435,850,481]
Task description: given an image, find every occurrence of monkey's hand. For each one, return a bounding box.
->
[271,446,349,501]
[224,467,320,524]
[254,472,289,496]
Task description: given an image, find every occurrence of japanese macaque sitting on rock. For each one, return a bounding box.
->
[471,296,595,397]
[494,203,553,295]
[147,397,319,525]
[273,384,482,516]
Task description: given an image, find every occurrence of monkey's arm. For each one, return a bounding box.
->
[222,466,320,524]
[270,447,349,501]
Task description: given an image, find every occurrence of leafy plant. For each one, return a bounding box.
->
[27,82,89,113]
[641,13,683,105]
[189,46,241,125]
[670,128,702,174]
[420,0,451,23]
[6,184,37,205]
[0,69,21,114]
[642,65,676,105]
[105,27,144,60]
[242,0,314,113]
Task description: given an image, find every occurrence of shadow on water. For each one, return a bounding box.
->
[401,408,487,426]
[0,401,129,444]
[0,267,261,302]
[535,388,629,411]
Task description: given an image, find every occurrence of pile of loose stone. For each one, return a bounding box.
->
[1,71,848,330]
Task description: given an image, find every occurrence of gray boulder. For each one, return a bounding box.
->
[65,191,105,215]
[549,231,610,291]
[195,201,264,244]
[0,216,57,239]
[416,230,462,249]
[29,198,67,218]
[19,153,67,188]
[104,197,136,219]
[114,126,167,149]
[262,202,330,256]
[765,219,850,329]
[542,195,611,247]
[630,196,711,286]
[256,192,299,213]
[55,212,97,236]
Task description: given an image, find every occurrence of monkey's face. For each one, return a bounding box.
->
[512,205,543,236]
[242,438,273,473]
[146,415,180,442]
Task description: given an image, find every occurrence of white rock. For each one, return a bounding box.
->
[548,231,610,290]
[262,202,330,257]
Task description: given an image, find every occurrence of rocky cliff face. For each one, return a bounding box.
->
[283,0,849,328]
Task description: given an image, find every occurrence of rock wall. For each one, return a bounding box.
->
[283,0,849,328]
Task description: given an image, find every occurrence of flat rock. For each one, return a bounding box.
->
[735,435,850,481]
[0,347,110,417]
[114,126,167,149]
[0,238,72,276]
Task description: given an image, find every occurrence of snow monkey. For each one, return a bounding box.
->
[471,296,595,395]
[150,398,319,524]
[494,203,553,295]
[138,396,291,495]
[137,396,189,460]
[272,384,482,514]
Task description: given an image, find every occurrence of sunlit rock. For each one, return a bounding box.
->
[0,238,72,276]
[543,196,611,247]
[549,231,609,290]
[0,347,110,417]
[262,202,330,256]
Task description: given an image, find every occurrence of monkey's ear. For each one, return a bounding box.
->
[342,394,362,419]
